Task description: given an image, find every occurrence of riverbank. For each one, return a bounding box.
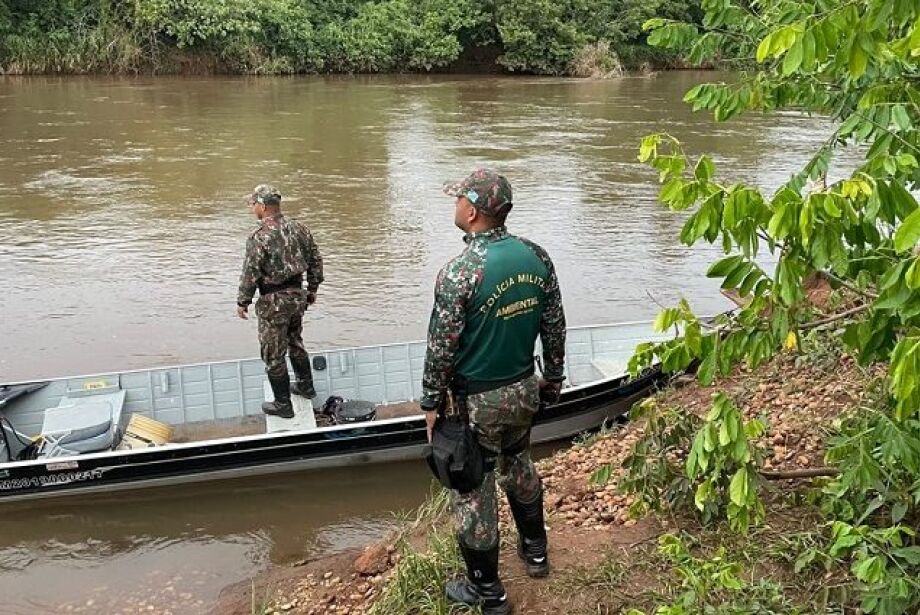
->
[0,1,693,77]
[0,43,679,77]
[216,328,876,614]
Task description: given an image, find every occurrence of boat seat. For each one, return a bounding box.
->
[591,358,626,379]
[263,380,316,434]
[38,389,126,457]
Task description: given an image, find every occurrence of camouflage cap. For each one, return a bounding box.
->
[443,168,513,217]
[247,184,281,206]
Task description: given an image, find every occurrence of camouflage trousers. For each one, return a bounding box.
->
[255,289,309,379]
[451,374,542,551]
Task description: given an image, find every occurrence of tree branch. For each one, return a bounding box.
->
[852,111,920,155]
[760,466,839,480]
[822,271,880,299]
[800,304,870,330]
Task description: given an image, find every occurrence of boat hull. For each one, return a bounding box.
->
[0,367,662,503]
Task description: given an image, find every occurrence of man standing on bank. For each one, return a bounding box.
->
[421,168,566,614]
[237,184,324,419]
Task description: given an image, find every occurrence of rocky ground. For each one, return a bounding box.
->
[214,337,874,614]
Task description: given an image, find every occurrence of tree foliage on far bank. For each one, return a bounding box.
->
[617,1,920,613]
[0,0,699,74]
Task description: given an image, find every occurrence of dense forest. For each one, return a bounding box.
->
[0,0,699,75]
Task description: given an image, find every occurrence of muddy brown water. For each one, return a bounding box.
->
[0,73,858,613]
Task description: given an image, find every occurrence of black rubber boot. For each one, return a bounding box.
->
[445,539,511,615]
[262,373,294,419]
[289,354,316,399]
[507,488,549,578]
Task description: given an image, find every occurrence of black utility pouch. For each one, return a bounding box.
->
[422,385,486,494]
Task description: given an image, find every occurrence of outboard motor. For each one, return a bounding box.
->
[320,396,377,425]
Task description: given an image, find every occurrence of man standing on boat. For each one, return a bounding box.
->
[237,184,324,419]
[422,168,566,615]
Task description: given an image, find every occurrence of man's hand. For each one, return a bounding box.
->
[538,379,562,405]
[306,291,317,305]
[237,305,249,320]
[425,410,437,443]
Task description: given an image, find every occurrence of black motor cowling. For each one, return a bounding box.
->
[320,396,377,424]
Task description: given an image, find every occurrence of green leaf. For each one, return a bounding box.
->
[848,35,869,78]
[729,468,748,506]
[723,260,753,289]
[782,40,803,75]
[694,155,715,182]
[892,104,912,131]
[890,180,919,219]
[654,307,682,332]
[739,269,762,297]
[830,533,862,557]
[801,29,816,71]
[685,321,702,354]
[895,208,920,252]
[687,440,700,476]
[906,257,920,290]
[892,546,920,565]
[707,255,743,278]
[881,261,909,289]
[697,348,717,386]
[695,479,711,511]
[756,33,772,63]
[733,432,749,462]
[638,134,661,162]
[852,555,884,584]
[719,420,731,446]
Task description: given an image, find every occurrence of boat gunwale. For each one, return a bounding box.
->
[0,364,652,471]
[0,319,664,387]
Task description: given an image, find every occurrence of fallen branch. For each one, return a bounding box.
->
[760,466,838,480]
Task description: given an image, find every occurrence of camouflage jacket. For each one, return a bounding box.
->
[421,226,566,410]
[237,214,324,307]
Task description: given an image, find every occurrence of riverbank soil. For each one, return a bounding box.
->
[218,331,875,614]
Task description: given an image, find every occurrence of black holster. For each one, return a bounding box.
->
[423,377,487,494]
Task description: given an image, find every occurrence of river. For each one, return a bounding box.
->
[0,72,849,613]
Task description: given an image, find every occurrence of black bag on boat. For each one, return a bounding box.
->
[423,413,486,495]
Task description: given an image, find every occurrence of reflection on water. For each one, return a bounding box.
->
[0,462,433,614]
[0,73,862,612]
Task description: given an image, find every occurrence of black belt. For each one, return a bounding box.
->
[456,366,535,396]
[259,274,303,295]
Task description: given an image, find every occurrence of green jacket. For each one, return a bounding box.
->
[421,226,566,410]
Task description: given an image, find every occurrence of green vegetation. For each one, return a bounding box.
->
[0,0,699,74]
[626,533,803,615]
[614,0,920,613]
[368,487,468,615]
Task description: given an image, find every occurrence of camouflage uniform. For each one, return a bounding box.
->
[422,169,566,554]
[452,374,543,549]
[238,206,323,380]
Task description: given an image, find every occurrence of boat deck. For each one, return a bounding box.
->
[169,400,421,444]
